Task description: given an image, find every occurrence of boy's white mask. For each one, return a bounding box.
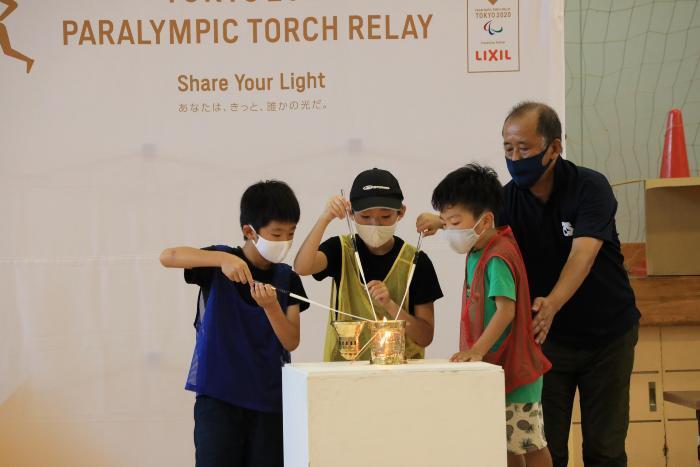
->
[251,227,292,263]
[443,215,486,255]
[355,222,397,248]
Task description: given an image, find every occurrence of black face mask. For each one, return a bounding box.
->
[505,143,552,189]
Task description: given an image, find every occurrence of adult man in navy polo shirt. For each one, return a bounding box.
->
[498,102,640,467]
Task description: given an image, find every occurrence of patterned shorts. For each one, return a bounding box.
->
[506,402,548,455]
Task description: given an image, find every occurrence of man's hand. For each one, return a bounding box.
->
[450,349,484,362]
[532,296,562,344]
[416,212,443,237]
[221,254,253,285]
[322,195,351,223]
[251,282,279,309]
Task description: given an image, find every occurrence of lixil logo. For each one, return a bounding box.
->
[475,49,512,62]
[1,0,34,73]
[483,20,503,35]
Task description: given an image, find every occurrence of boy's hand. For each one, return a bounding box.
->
[221,254,254,285]
[416,212,443,237]
[322,195,351,223]
[532,296,561,344]
[449,349,483,362]
[251,282,279,309]
[367,280,395,310]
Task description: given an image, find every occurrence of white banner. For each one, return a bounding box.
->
[0,1,564,465]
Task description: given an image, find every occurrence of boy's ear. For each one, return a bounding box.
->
[398,204,407,220]
[241,224,256,241]
[485,211,496,228]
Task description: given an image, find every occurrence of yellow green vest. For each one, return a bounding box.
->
[323,235,425,361]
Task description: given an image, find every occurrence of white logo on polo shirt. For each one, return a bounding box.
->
[363,185,390,191]
[562,222,574,237]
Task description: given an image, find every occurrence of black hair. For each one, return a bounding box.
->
[503,101,562,146]
[240,180,300,235]
[431,163,502,218]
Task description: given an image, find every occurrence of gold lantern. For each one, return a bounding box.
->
[332,321,367,361]
[369,319,406,365]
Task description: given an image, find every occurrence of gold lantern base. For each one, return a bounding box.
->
[332,321,366,361]
[369,320,406,365]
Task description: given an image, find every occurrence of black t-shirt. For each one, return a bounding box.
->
[312,235,443,314]
[498,159,639,346]
[184,245,309,312]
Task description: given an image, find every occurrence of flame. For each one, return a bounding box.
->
[379,331,391,347]
[377,317,391,347]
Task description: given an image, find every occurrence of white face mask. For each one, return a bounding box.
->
[251,228,292,263]
[354,222,397,248]
[443,216,486,255]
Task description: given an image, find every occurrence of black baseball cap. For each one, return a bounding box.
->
[349,168,404,212]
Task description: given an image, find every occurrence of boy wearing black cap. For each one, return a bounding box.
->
[294,168,443,361]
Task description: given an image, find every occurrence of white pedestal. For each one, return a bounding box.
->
[283,359,506,467]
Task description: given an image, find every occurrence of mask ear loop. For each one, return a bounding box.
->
[248,226,260,245]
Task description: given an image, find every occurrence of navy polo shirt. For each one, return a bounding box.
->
[498,158,639,347]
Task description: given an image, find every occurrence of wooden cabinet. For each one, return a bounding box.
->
[570,422,666,467]
[661,327,700,371]
[666,420,698,467]
[567,325,699,467]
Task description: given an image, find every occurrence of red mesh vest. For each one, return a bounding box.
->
[461,226,552,394]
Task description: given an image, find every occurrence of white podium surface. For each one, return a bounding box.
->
[283,359,506,467]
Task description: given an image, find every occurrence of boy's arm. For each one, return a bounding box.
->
[160,246,253,284]
[416,212,444,236]
[471,296,515,356]
[451,297,515,362]
[366,281,435,347]
[294,195,349,276]
[251,283,301,351]
[401,302,434,347]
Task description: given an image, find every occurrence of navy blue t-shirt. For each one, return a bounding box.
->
[499,159,639,347]
[185,246,309,314]
[183,245,308,413]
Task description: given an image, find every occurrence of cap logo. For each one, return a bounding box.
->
[363,185,390,191]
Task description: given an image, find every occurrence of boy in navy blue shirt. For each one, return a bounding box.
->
[160,180,309,467]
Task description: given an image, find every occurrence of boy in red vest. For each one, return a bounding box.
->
[419,163,552,467]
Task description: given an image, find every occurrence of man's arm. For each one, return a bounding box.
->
[532,237,603,343]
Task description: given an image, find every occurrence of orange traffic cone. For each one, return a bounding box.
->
[660,109,690,178]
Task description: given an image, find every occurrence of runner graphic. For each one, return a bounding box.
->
[0,0,34,73]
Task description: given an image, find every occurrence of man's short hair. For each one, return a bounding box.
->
[504,101,562,146]
[431,163,503,218]
[240,180,300,233]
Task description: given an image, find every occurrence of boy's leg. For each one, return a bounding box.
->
[541,340,578,467]
[194,395,247,467]
[578,324,638,467]
[507,453,526,467]
[507,403,548,463]
[246,409,284,467]
[523,447,553,467]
